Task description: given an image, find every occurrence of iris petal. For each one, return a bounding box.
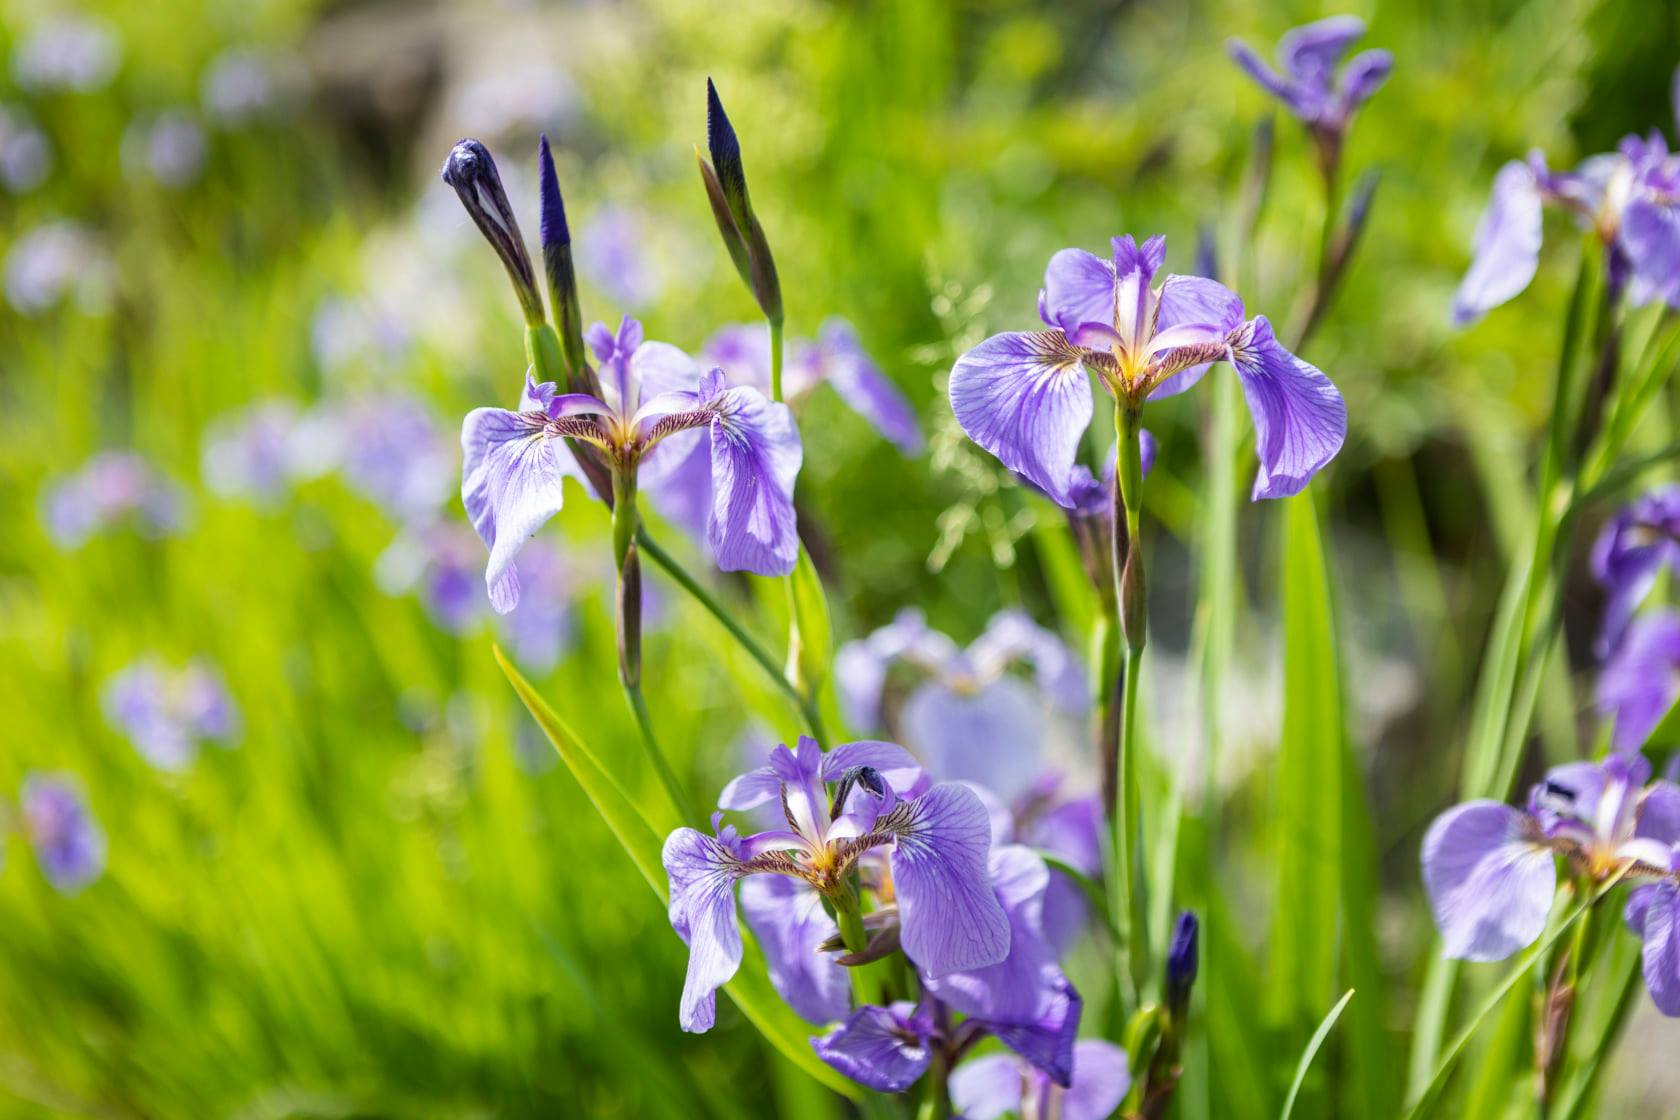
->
[1452,160,1543,326]
[889,783,1011,976]
[661,826,744,1032]
[1228,316,1346,499]
[701,370,803,576]
[1421,801,1555,961]
[460,407,579,613]
[948,330,1093,507]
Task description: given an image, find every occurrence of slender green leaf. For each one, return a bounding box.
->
[1268,493,1341,1037]
[1280,989,1355,1120]
[495,646,863,1100]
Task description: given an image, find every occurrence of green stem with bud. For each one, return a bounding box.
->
[611,470,696,825]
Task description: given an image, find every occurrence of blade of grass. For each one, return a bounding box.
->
[1280,989,1355,1120]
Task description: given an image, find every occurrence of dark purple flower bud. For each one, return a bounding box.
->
[537,134,587,383]
[698,79,782,324]
[441,138,543,326]
[1195,223,1219,282]
[1166,910,1199,1015]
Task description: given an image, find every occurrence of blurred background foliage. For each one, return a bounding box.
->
[2,0,1680,1115]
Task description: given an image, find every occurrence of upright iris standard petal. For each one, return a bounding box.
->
[661,825,745,1032]
[739,875,850,1025]
[1596,611,1680,751]
[460,406,579,613]
[1452,160,1544,326]
[1422,800,1556,961]
[887,782,1012,976]
[1227,316,1346,499]
[921,845,1081,1085]
[810,1002,933,1092]
[1338,48,1394,110]
[948,331,1093,507]
[1040,248,1116,334]
[698,369,803,576]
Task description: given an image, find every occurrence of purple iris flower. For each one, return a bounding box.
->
[1227,17,1393,147]
[950,234,1345,502]
[42,452,188,547]
[1597,612,1680,753]
[1591,486,1680,657]
[21,774,106,894]
[810,999,937,1092]
[1422,754,1680,962]
[577,206,662,310]
[377,520,493,635]
[950,1039,1131,1120]
[462,315,803,612]
[1453,134,1680,325]
[103,657,239,770]
[201,399,325,506]
[660,737,1008,1032]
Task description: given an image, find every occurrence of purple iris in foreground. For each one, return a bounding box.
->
[1453,133,1680,325]
[661,737,1008,1032]
[811,844,1085,1090]
[21,774,106,894]
[42,451,187,547]
[1596,612,1680,753]
[461,314,802,612]
[950,234,1345,502]
[1227,16,1392,152]
[1422,754,1680,1014]
[103,657,238,770]
[950,1039,1131,1120]
[1591,486,1680,657]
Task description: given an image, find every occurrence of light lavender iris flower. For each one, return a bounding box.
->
[661,737,1008,1032]
[21,774,106,894]
[1421,755,1680,969]
[951,1039,1131,1120]
[103,657,239,770]
[949,234,1345,502]
[1453,134,1680,325]
[461,314,802,612]
[1227,16,1392,149]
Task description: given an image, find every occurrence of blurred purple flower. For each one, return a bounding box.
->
[0,103,51,192]
[462,315,803,611]
[1227,17,1392,145]
[339,394,456,522]
[1422,754,1677,961]
[661,737,1007,1031]
[4,221,112,315]
[950,234,1344,502]
[577,206,661,310]
[1453,134,1680,325]
[103,657,239,770]
[121,111,206,188]
[202,48,296,125]
[12,16,120,93]
[1597,612,1680,753]
[310,296,414,378]
[1592,486,1680,657]
[951,1039,1130,1120]
[376,520,488,635]
[811,1000,936,1092]
[21,775,106,894]
[42,451,187,547]
[201,400,324,506]
[835,609,1087,804]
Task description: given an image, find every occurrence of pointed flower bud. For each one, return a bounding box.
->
[538,134,588,384]
[442,138,544,326]
[1166,909,1199,1017]
[699,79,782,324]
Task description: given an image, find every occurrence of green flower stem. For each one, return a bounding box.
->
[915,1047,953,1120]
[1110,401,1151,1004]
[635,528,828,741]
[769,317,786,405]
[611,471,697,826]
[832,888,877,1008]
